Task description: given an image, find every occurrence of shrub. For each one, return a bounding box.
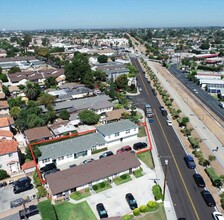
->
[133,208,140,216]
[100,182,105,188]
[139,205,148,213]
[205,167,223,187]
[188,136,200,149]
[33,171,41,187]
[152,185,163,200]
[120,174,127,180]
[122,214,134,220]
[147,201,159,211]
[92,184,98,191]
[92,147,108,155]
[147,201,157,208]
[0,169,9,180]
[37,185,47,197]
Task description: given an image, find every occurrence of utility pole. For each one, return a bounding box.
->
[162,159,169,201]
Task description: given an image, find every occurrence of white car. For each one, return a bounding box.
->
[193,88,198,94]
[212,211,224,220]
[166,119,172,126]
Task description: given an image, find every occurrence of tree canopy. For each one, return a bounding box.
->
[45,76,57,88]
[78,110,100,125]
[8,66,21,74]
[24,82,41,101]
[59,109,70,120]
[115,74,128,90]
[98,55,108,63]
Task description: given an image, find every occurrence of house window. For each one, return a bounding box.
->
[42,158,50,163]
[8,153,13,157]
[58,156,64,161]
[115,132,120,137]
[126,129,130,134]
[67,154,73,158]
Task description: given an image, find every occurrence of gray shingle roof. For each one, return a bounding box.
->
[38,132,105,160]
[96,120,138,136]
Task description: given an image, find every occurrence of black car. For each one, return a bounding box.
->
[152,88,157,96]
[99,151,114,159]
[40,163,57,173]
[159,106,168,116]
[201,190,216,207]
[193,173,205,188]
[13,183,33,194]
[14,176,31,186]
[96,203,108,218]
[125,193,138,210]
[184,155,196,169]
[133,142,147,150]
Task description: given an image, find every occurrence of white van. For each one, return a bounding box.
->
[219,102,224,109]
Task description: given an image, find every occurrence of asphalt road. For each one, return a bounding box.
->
[169,64,224,122]
[130,57,215,220]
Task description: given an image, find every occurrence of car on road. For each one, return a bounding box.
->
[184,155,196,169]
[96,203,108,218]
[125,193,138,210]
[212,211,224,220]
[166,119,172,126]
[193,89,198,94]
[82,158,94,164]
[201,190,216,207]
[99,151,114,159]
[116,145,132,154]
[152,88,157,96]
[138,87,142,92]
[0,181,7,187]
[193,173,205,188]
[133,142,147,150]
[159,106,168,116]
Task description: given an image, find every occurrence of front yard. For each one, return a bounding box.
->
[137,151,155,169]
[92,180,112,193]
[70,188,91,200]
[113,174,132,185]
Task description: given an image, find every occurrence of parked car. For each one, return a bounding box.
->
[96,203,108,218]
[193,173,205,188]
[99,151,114,159]
[117,145,132,154]
[69,164,77,168]
[184,155,196,169]
[13,182,33,194]
[133,142,147,150]
[125,193,138,210]
[82,158,94,164]
[43,168,60,178]
[14,176,31,186]
[10,198,24,208]
[138,87,142,92]
[0,181,7,187]
[166,119,172,126]
[152,88,157,96]
[40,163,57,173]
[212,211,224,220]
[19,205,39,219]
[159,106,168,116]
[201,190,216,207]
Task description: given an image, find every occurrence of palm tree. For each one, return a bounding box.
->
[24,82,41,101]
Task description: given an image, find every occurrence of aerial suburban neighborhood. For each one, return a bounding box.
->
[0,1,224,220]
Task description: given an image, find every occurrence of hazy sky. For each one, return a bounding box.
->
[1,0,224,30]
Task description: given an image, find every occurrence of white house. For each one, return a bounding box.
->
[96,120,138,144]
[0,140,20,174]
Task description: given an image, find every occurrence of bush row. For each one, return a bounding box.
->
[133,200,159,216]
[91,147,108,154]
[152,185,163,201]
[205,167,222,187]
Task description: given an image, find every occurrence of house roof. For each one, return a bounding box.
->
[24,126,53,142]
[0,56,36,63]
[97,120,138,136]
[21,160,36,170]
[0,117,10,127]
[46,152,141,195]
[105,109,127,121]
[8,85,20,93]
[0,140,18,155]
[0,101,9,109]
[39,132,105,161]
[0,130,13,138]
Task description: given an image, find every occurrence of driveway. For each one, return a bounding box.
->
[83,162,156,219]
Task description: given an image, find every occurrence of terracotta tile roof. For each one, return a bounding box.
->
[21,160,36,170]
[24,126,53,142]
[0,130,13,138]
[0,140,18,155]
[0,101,9,110]
[0,117,10,127]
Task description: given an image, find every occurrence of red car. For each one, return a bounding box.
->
[116,145,132,154]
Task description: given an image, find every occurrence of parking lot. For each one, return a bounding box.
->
[0,182,37,213]
[85,161,156,219]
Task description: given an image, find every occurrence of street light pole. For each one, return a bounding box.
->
[163,159,169,201]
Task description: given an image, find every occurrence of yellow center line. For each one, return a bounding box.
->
[154,111,200,220]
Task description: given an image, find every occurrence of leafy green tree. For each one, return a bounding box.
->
[109,79,116,100]
[24,82,41,100]
[42,111,56,124]
[0,169,9,180]
[2,85,10,97]
[0,73,8,82]
[115,74,128,90]
[42,37,50,46]
[21,34,32,52]
[93,70,107,81]
[200,42,210,50]
[59,110,70,120]
[8,66,21,74]
[98,55,108,63]
[27,114,45,129]
[65,52,91,82]
[0,67,2,74]
[38,93,56,108]
[25,146,41,161]
[45,76,57,88]
[9,106,21,119]
[8,97,25,108]
[82,71,94,88]
[78,110,100,125]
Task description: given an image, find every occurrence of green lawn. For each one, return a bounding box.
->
[138,203,167,220]
[133,168,143,178]
[55,201,97,220]
[137,151,155,169]
[113,174,132,185]
[137,126,146,137]
[70,188,90,200]
[38,200,57,220]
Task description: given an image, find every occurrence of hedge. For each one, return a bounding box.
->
[152,185,163,200]
[92,147,108,154]
[188,136,200,149]
[205,167,222,187]
[133,208,140,216]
